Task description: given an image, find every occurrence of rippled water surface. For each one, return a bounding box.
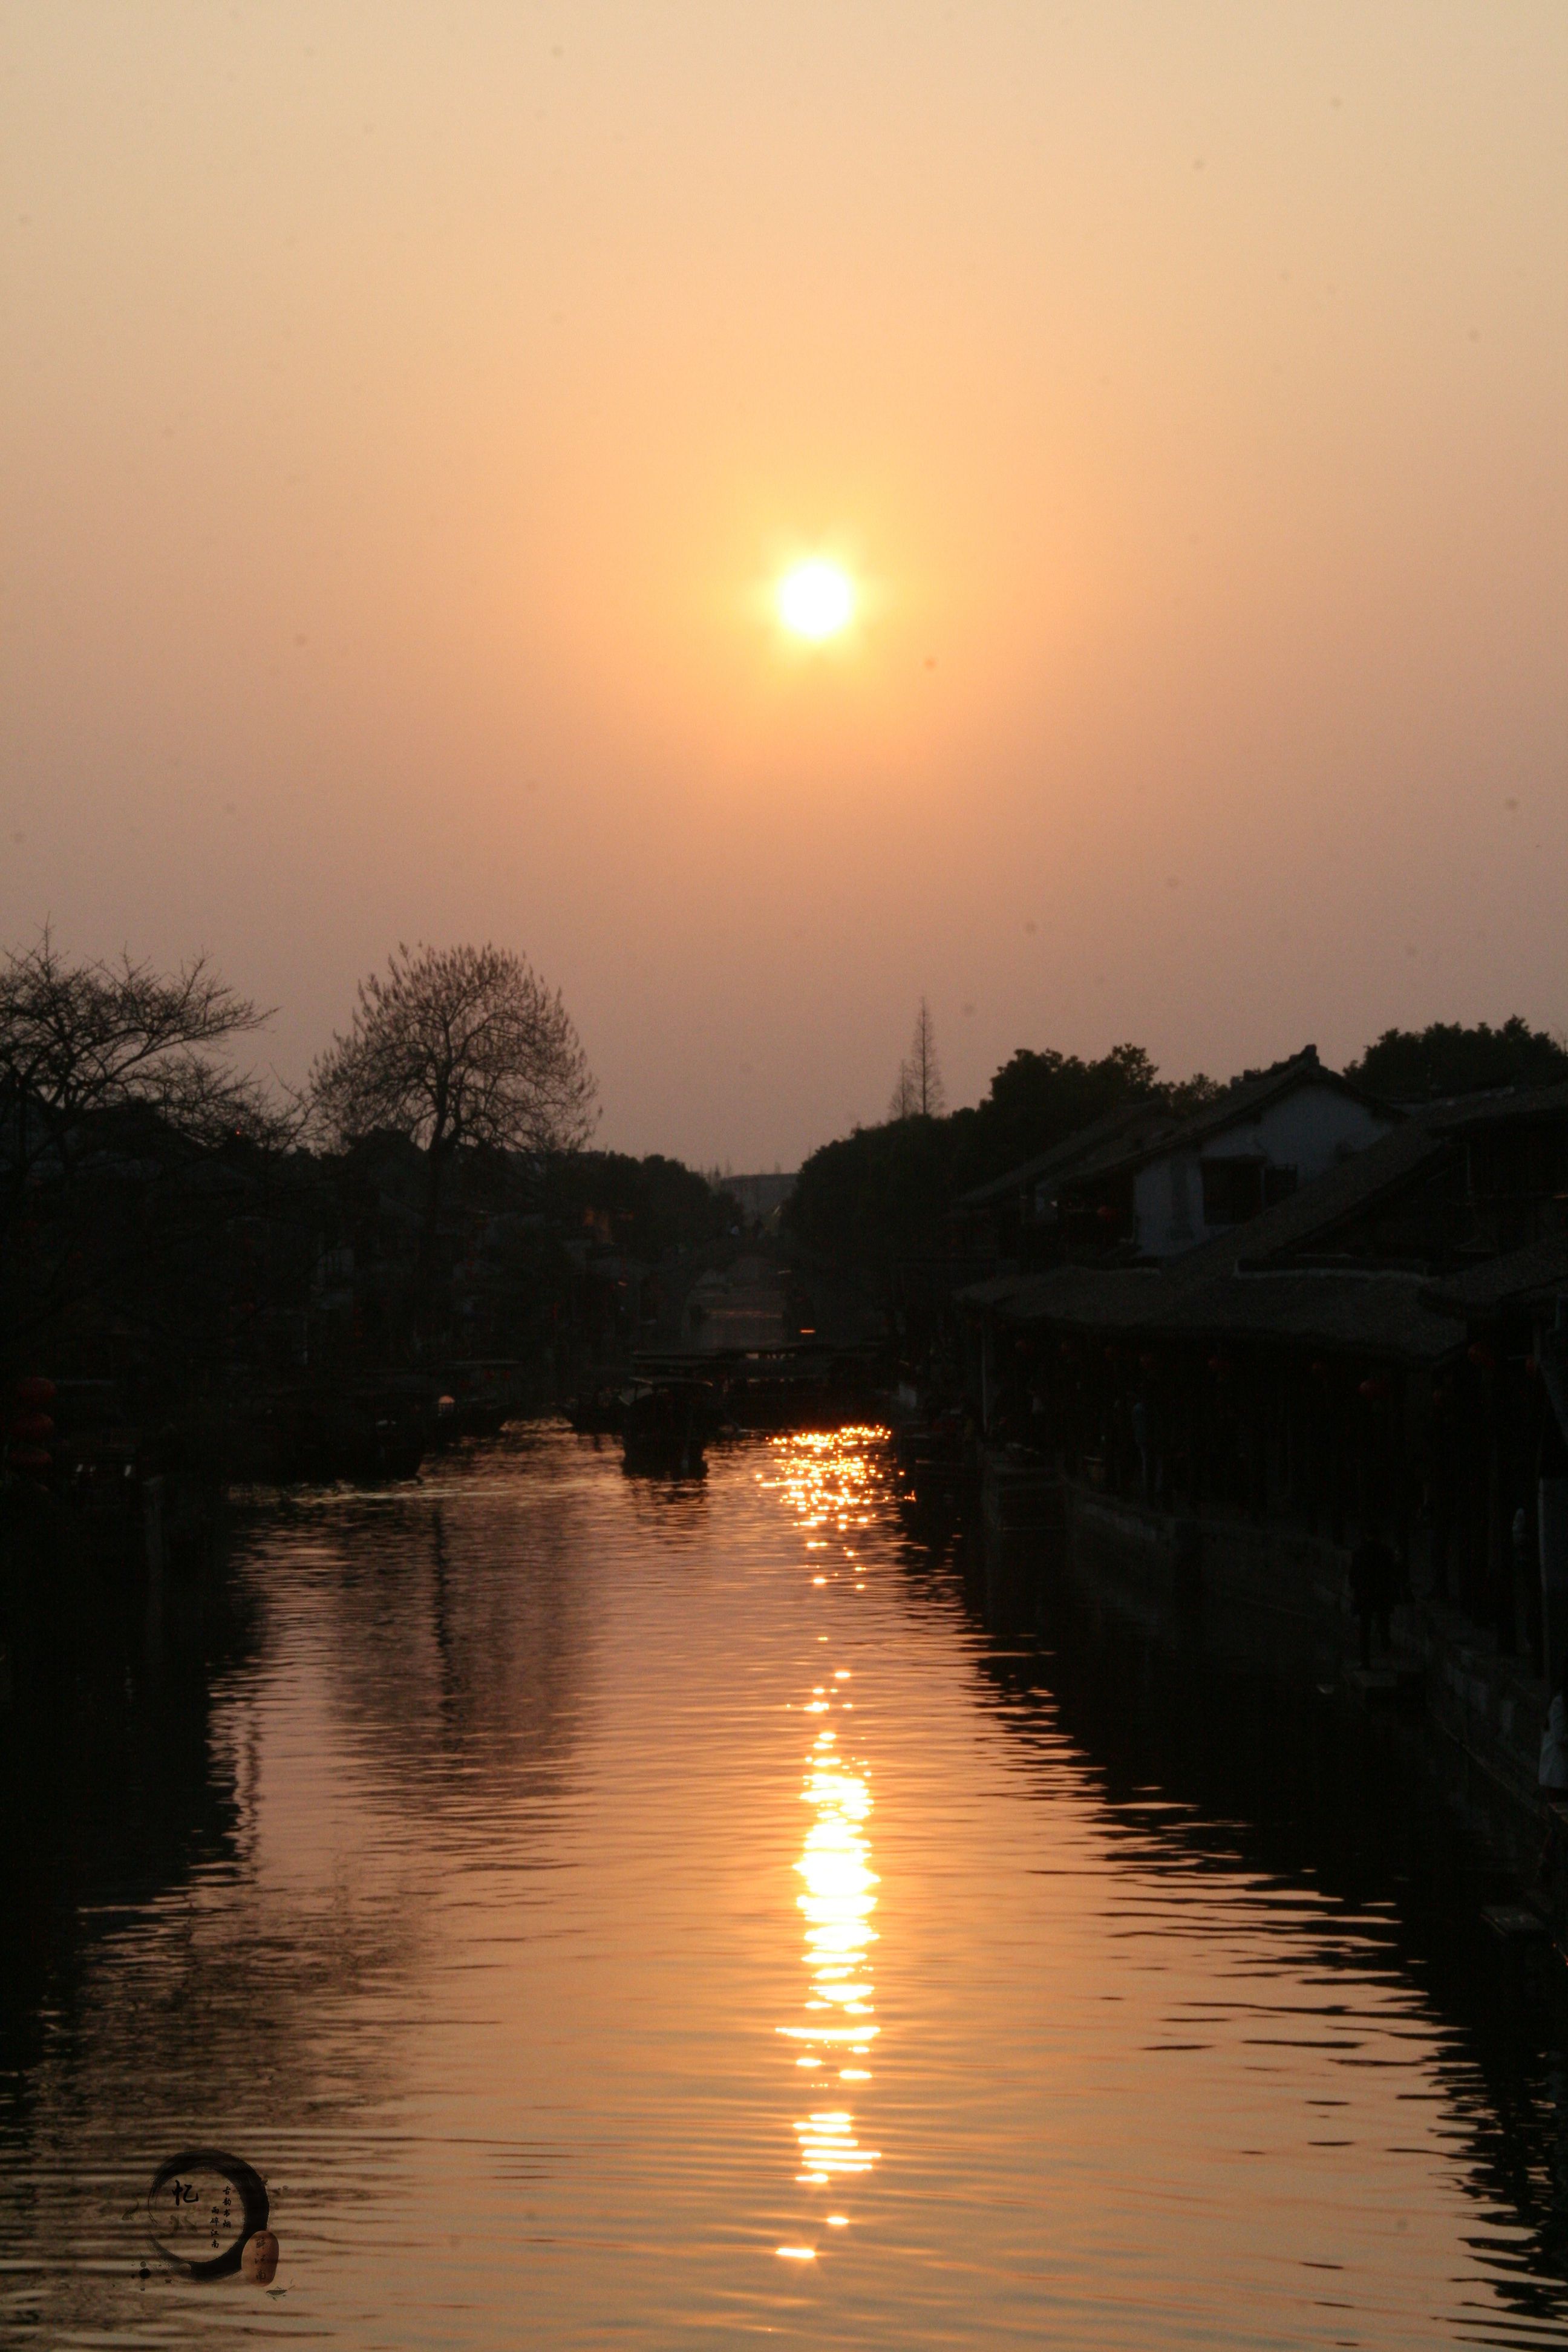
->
[5,1424,1568,2347]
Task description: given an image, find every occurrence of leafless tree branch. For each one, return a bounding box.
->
[309,941,596,1163]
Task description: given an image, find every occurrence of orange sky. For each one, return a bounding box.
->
[4,1,1565,1168]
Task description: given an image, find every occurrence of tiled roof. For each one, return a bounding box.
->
[1165,1270,1457,1361]
[1222,1118,1451,1270]
[1421,1233,1568,1319]
[955,1047,1396,1215]
[957,1114,1471,1362]
[953,1098,1174,1212]
[955,1073,1568,1363]
[979,1264,1174,1328]
[1425,1079,1568,1129]
[1059,1047,1397,1187]
[961,1255,1459,1364]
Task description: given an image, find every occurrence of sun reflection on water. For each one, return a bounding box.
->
[782,1730,881,2190]
[765,1429,891,2238]
[767,1426,887,1545]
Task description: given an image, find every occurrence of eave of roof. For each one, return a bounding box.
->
[1423,1078,1568,1129]
[952,1098,1172,1212]
[1218,1119,1451,1270]
[1420,1231,1568,1321]
[959,1249,1460,1365]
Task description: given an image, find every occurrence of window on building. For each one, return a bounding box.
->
[1263,1163,1298,1206]
[1200,1157,1264,1224]
[1168,1155,1194,1236]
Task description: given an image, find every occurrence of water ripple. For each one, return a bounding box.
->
[1,1426,1566,2347]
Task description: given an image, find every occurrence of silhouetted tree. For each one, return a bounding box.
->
[889,999,946,1122]
[0,930,284,1365]
[907,998,946,1118]
[887,1063,918,1122]
[1345,1018,1568,1103]
[953,1041,1158,1186]
[788,1112,961,1268]
[540,1150,736,1256]
[309,944,596,1316]
[1163,1070,1225,1116]
[0,930,275,1211]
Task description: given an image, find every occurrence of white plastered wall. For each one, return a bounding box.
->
[1133,1085,1394,1258]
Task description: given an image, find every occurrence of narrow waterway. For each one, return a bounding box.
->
[4,1425,1568,2348]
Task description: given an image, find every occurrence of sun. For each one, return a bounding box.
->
[777,560,855,641]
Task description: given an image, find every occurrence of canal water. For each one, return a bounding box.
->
[4,1423,1568,2348]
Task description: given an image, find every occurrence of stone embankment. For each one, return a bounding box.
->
[989,1465,1564,1927]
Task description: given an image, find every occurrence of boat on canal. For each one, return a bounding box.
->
[429,1358,533,1445]
[618,1376,724,1477]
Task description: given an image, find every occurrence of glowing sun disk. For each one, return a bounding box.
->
[777,560,855,639]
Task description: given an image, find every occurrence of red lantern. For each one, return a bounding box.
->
[11,1376,55,1410]
[1310,1360,1329,1379]
[1526,1356,1540,1378]
[1096,1203,1117,1223]
[1059,1341,1074,1360]
[1104,1345,1119,1362]
[8,1447,51,1472]
[8,1413,53,1443]
[1140,1351,1157,1371]
[1358,1376,1391,1402]
[1468,1342,1495,1371]
[1208,1354,1230,1376]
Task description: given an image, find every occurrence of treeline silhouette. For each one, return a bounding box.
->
[1345,1017,1568,1102]
[0,935,739,1424]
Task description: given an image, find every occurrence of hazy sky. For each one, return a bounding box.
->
[4,2,1565,1169]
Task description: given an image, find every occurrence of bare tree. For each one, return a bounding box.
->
[887,1062,918,1122]
[309,943,596,1301]
[0,930,276,1210]
[887,999,946,1122]
[0,930,284,1362]
[910,998,946,1117]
